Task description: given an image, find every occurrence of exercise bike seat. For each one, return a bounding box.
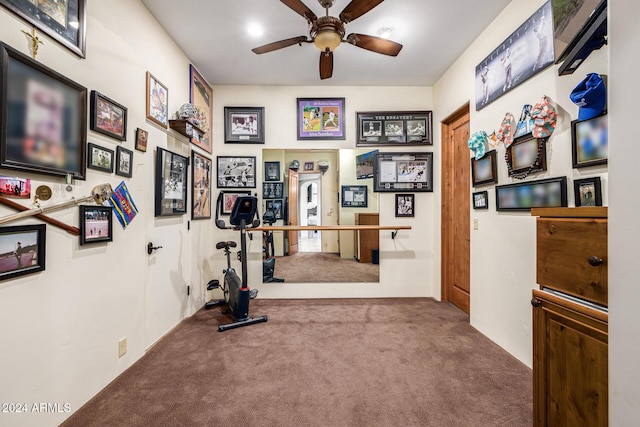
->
[216,241,237,250]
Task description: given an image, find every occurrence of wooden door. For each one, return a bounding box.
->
[441,105,471,314]
[532,289,608,427]
[288,169,299,255]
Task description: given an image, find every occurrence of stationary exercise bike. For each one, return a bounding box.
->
[262,209,284,283]
[205,194,268,332]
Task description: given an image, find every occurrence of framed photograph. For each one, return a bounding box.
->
[475,1,553,110]
[574,177,602,207]
[79,205,113,245]
[264,161,280,182]
[506,134,547,179]
[89,90,127,141]
[155,147,188,216]
[341,185,368,208]
[87,143,114,173]
[115,146,133,178]
[356,150,377,179]
[216,156,256,188]
[191,151,212,220]
[473,191,489,210]
[0,176,30,199]
[0,0,86,58]
[373,152,433,193]
[220,191,251,215]
[265,199,284,220]
[297,98,345,140]
[146,71,168,128]
[262,182,284,199]
[135,128,148,152]
[571,112,608,168]
[189,65,213,153]
[0,42,87,179]
[304,161,315,171]
[224,107,265,144]
[0,224,46,281]
[471,150,498,187]
[496,176,567,211]
[356,111,433,146]
[395,194,415,217]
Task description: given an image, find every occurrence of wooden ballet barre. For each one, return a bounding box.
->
[253,224,411,239]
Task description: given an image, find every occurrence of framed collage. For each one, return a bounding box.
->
[373,152,433,192]
[297,98,345,140]
[356,111,432,146]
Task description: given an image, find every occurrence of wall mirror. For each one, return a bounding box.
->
[261,148,380,283]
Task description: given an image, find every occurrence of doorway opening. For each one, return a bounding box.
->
[298,173,321,252]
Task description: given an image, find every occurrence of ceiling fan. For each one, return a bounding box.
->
[252,0,403,80]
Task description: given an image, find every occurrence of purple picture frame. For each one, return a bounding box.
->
[297,98,345,140]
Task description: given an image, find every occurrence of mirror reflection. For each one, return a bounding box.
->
[262,149,380,283]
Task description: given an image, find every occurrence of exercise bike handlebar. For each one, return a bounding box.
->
[215,193,261,230]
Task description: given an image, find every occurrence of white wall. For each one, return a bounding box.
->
[434,0,608,367]
[609,1,640,425]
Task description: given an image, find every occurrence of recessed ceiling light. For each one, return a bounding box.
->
[247,22,264,37]
[377,27,394,39]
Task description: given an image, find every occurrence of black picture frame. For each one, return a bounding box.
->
[475,1,554,110]
[191,150,212,220]
[571,112,608,168]
[373,152,433,193]
[87,143,114,173]
[506,134,547,179]
[262,182,284,199]
[0,0,87,58]
[155,147,188,216]
[496,176,568,211]
[0,42,87,179]
[395,194,415,217]
[471,150,498,187]
[341,185,368,208]
[224,107,265,144]
[90,90,127,141]
[220,191,251,215]
[0,224,46,281]
[297,98,345,140]
[473,191,489,209]
[574,176,602,207]
[216,156,256,189]
[264,161,280,182]
[265,199,284,220]
[356,111,433,146]
[115,146,133,178]
[79,205,113,245]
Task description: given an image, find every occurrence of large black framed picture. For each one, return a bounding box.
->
[0,0,87,58]
[0,42,87,179]
[373,152,433,192]
[495,176,567,211]
[216,156,256,189]
[356,111,433,146]
[155,147,189,216]
[0,224,46,281]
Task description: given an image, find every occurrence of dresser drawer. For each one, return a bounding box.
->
[536,217,608,306]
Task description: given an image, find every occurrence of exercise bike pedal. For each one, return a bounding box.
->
[206,279,220,290]
[249,289,258,299]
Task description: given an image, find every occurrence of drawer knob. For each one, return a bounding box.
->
[531,298,542,308]
[588,256,604,267]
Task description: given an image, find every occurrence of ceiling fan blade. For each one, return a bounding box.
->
[280,0,317,22]
[339,0,385,24]
[252,36,309,54]
[319,51,334,80]
[347,33,402,56]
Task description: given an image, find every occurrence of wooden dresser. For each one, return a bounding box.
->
[530,207,608,427]
[354,213,379,263]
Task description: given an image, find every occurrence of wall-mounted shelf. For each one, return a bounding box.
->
[168,119,204,141]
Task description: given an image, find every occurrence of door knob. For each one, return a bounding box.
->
[147,242,163,255]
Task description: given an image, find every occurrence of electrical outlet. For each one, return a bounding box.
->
[118,337,127,358]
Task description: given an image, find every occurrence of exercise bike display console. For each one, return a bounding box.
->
[205,194,267,332]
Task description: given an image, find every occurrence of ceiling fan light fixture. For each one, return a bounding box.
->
[377,27,394,39]
[314,30,342,52]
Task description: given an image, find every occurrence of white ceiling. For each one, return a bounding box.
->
[140,0,511,86]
